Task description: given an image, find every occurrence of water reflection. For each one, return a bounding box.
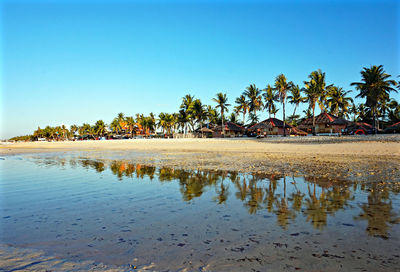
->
[33,157,400,238]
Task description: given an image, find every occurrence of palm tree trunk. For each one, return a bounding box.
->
[243,112,246,125]
[373,106,377,134]
[221,110,224,138]
[283,102,286,137]
[312,105,316,136]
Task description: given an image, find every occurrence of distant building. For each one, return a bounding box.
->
[299,113,339,134]
[212,122,245,137]
[248,118,307,136]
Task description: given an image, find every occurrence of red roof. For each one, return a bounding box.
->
[300,112,338,126]
[388,121,400,128]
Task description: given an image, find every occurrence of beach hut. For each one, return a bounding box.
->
[298,113,338,134]
[212,122,245,137]
[344,122,379,135]
[247,118,307,136]
[384,121,400,134]
[198,127,214,138]
[330,118,351,134]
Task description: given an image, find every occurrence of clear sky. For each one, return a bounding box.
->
[1,0,399,139]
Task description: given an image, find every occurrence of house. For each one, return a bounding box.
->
[330,118,351,134]
[298,113,338,134]
[384,121,400,133]
[212,122,245,137]
[196,127,214,138]
[344,122,378,135]
[247,118,307,136]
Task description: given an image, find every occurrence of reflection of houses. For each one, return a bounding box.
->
[212,122,245,137]
[299,113,340,134]
[248,118,307,136]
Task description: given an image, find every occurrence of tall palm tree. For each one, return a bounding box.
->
[287,84,306,119]
[212,92,230,137]
[244,84,263,120]
[274,74,293,136]
[326,86,353,118]
[304,69,329,135]
[234,94,249,125]
[263,84,278,119]
[350,65,397,131]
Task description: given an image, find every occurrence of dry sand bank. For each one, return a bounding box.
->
[1,136,400,156]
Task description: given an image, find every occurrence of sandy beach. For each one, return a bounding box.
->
[2,136,400,183]
[2,136,400,156]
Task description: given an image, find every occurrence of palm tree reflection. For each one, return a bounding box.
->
[39,157,399,236]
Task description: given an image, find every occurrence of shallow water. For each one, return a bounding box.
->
[1,154,399,271]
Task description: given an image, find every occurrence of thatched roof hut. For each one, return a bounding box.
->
[331,118,351,126]
[199,127,214,133]
[248,118,307,136]
[213,122,245,133]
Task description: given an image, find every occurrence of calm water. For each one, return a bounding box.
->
[1,154,399,271]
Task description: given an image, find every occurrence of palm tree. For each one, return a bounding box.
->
[287,84,306,119]
[326,86,353,118]
[158,112,167,134]
[110,118,122,135]
[349,103,358,122]
[304,69,329,135]
[244,84,263,120]
[189,99,207,130]
[212,92,230,137]
[350,65,397,131]
[70,125,78,139]
[206,105,220,125]
[274,74,293,136]
[33,126,43,140]
[180,94,195,134]
[177,109,188,133]
[116,112,125,126]
[234,94,249,125]
[229,112,239,124]
[263,84,278,119]
[125,116,135,138]
[388,99,400,124]
[148,113,156,134]
[94,120,107,137]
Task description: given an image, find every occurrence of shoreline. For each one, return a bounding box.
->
[2,137,400,183]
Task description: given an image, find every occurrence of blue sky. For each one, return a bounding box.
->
[1,0,399,139]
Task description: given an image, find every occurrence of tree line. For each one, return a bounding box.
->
[9,65,399,141]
